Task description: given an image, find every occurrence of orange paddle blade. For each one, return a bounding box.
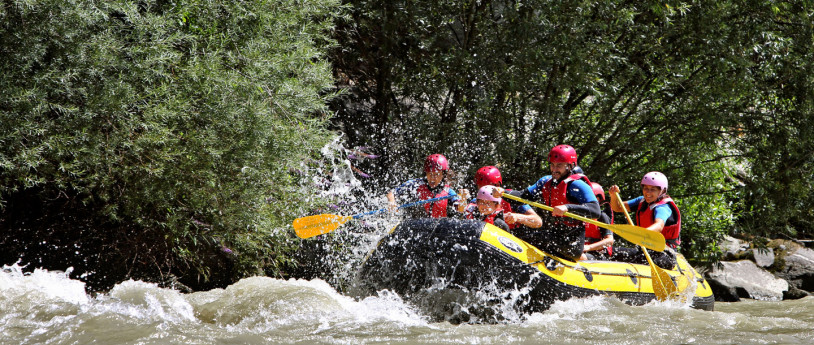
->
[293,214,353,239]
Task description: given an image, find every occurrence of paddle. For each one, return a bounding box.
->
[293,195,457,239]
[501,193,666,252]
[612,192,677,301]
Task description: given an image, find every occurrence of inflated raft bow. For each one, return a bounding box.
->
[352,218,714,322]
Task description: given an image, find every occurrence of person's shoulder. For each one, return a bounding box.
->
[628,196,644,206]
[535,175,552,185]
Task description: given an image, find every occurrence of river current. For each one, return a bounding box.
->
[2,264,812,345]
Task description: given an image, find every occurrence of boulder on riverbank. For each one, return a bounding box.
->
[705,260,788,301]
[705,237,814,302]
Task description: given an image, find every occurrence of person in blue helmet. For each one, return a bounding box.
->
[494,145,601,261]
[386,154,462,218]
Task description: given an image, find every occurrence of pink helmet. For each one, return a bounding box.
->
[477,185,502,203]
[548,145,578,164]
[474,166,502,188]
[424,154,449,173]
[590,182,606,202]
[641,171,668,192]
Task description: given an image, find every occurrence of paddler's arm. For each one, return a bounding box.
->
[504,209,542,228]
[551,179,601,218]
[554,201,601,218]
[583,234,614,252]
[492,187,542,228]
[608,185,631,213]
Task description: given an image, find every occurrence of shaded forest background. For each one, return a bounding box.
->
[1,0,812,291]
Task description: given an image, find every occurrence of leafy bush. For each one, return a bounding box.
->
[0,0,341,290]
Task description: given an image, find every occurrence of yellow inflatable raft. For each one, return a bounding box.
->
[353,218,714,322]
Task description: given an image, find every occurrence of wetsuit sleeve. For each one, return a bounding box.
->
[504,189,528,212]
[392,178,421,197]
[563,180,600,218]
[520,176,551,200]
[515,176,550,213]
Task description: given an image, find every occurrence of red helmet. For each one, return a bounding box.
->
[474,166,502,188]
[548,145,578,164]
[590,182,606,202]
[424,154,449,173]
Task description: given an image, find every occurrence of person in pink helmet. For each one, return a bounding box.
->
[462,185,510,231]
[457,166,541,229]
[386,154,461,218]
[609,171,682,269]
[494,145,601,261]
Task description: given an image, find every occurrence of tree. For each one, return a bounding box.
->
[329,0,814,262]
[0,0,341,290]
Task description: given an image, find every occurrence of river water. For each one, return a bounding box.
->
[2,264,812,345]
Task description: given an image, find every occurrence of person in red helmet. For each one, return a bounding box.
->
[495,145,601,261]
[609,171,681,269]
[457,166,540,229]
[580,182,614,260]
[386,154,461,218]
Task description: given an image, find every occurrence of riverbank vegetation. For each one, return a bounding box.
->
[1,0,341,290]
[1,0,812,291]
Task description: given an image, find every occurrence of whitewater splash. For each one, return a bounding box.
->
[0,264,433,344]
[2,264,813,344]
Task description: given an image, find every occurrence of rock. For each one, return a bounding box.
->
[705,260,788,301]
[751,248,775,268]
[783,285,811,300]
[772,241,814,293]
[721,236,750,260]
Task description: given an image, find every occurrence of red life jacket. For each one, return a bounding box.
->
[482,209,504,225]
[465,204,504,224]
[635,196,681,248]
[500,196,515,229]
[541,174,593,227]
[416,183,451,218]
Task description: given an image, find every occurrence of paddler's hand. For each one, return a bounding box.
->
[504,212,516,225]
[552,205,568,216]
[458,188,471,201]
[456,189,471,213]
[608,185,620,195]
[386,192,398,212]
[491,187,505,199]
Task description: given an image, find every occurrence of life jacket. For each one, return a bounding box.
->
[416,182,451,218]
[541,174,593,227]
[635,196,681,248]
[482,209,504,225]
[465,204,503,222]
[500,189,515,229]
[585,207,613,256]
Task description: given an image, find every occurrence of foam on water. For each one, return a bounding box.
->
[1,264,814,344]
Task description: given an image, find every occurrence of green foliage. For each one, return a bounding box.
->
[0,0,341,288]
[330,0,814,263]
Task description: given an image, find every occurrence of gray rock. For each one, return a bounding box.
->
[751,248,775,268]
[706,260,788,301]
[774,245,814,293]
[721,236,750,260]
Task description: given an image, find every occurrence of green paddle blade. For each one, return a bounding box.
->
[293,214,353,239]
